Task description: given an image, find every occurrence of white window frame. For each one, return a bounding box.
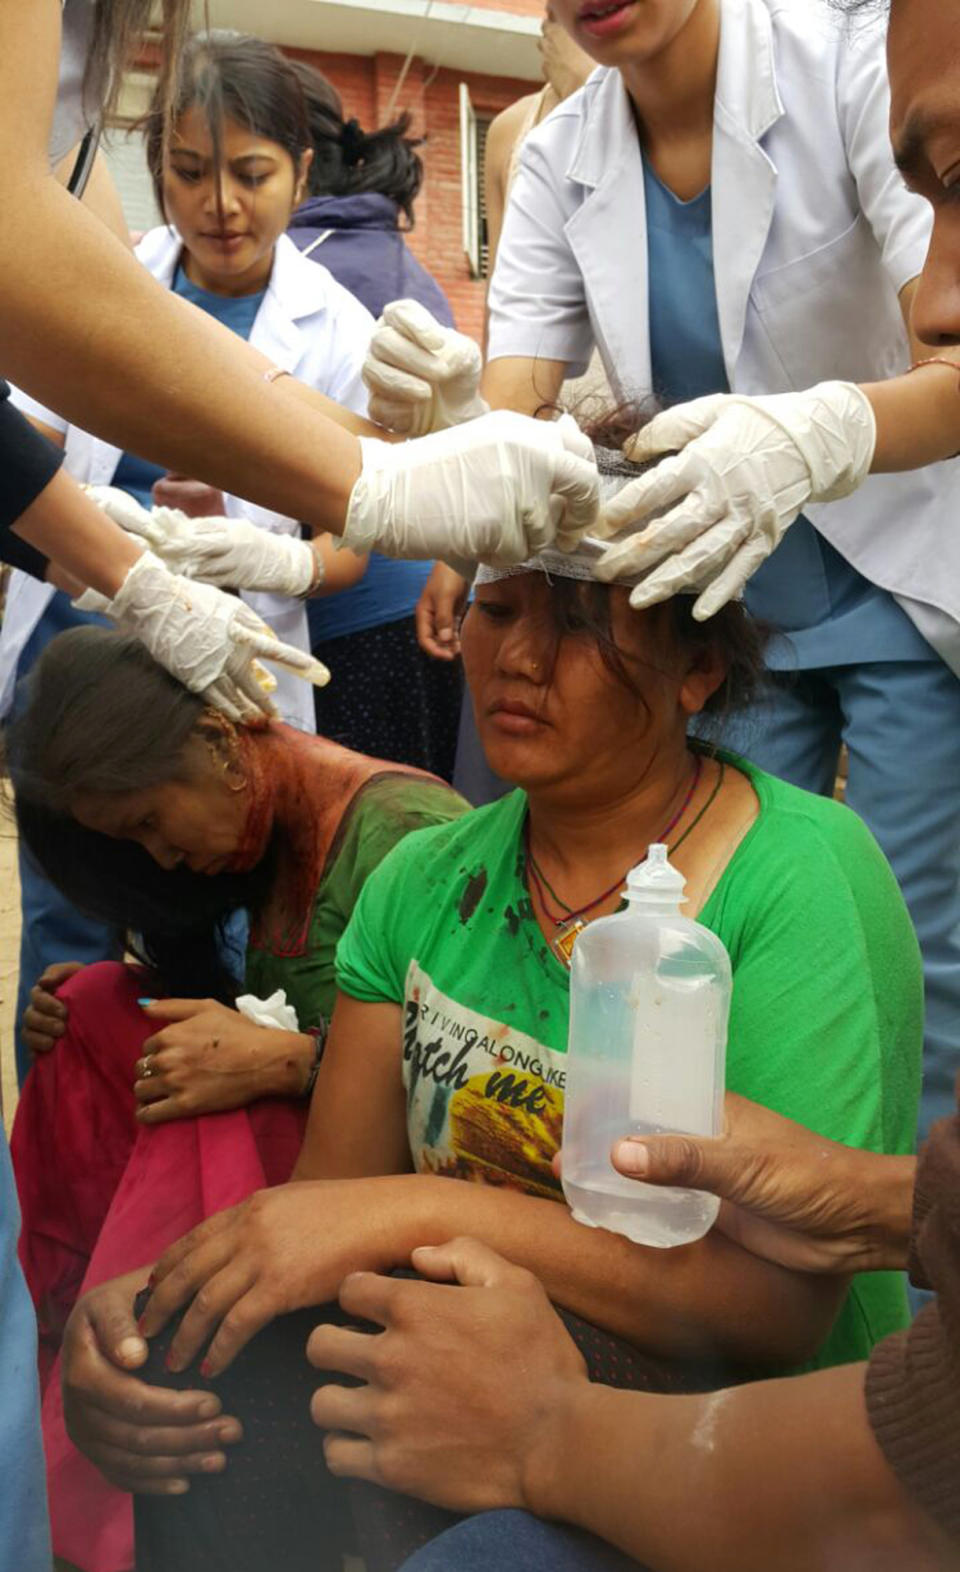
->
[459,82,481,279]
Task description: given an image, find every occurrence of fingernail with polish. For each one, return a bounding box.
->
[200,1359,213,1379]
[137,998,155,1008]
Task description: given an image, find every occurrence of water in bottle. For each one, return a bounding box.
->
[561,843,731,1248]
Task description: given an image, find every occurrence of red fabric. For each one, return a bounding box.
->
[11,961,305,1572]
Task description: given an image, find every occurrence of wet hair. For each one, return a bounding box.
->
[87,1,197,124]
[5,629,277,1001]
[145,30,311,217]
[290,59,424,226]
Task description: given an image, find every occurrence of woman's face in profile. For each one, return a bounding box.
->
[162,104,310,295]
[460,573,686,798]
[70,734,253,877]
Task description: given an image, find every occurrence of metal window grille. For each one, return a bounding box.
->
[460,84,492,279]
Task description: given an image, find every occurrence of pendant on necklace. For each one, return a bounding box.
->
[551,917,584,968]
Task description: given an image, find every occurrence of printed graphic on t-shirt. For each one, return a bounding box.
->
[403,961,566,1201]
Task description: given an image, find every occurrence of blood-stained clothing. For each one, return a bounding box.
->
[336,755,922,1372]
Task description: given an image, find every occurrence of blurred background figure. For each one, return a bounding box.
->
[288,62,464,778]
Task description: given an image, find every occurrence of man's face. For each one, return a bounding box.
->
[889,0,960,345]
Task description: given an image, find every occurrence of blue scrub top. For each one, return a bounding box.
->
[642,161,933,668]
[0,1133,51,1572]
[112,266,266,509]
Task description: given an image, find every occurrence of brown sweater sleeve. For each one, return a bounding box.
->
[865,1103,960,1542]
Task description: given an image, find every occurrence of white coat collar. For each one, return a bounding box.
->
[563,0,785,386]
[566,0,783,190]
[134,228,333,371]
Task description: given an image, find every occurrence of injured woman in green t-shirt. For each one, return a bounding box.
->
[53,445,921,1572]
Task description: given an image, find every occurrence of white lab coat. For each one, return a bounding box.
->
[1,228,374,726]
[487,0,960,671]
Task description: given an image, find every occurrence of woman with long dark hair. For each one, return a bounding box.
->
[4,30,378,1085]
[7,623,467,1571]
[53,445,921,1572]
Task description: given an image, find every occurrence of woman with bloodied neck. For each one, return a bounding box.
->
[48,438,923,1572]
[5,630,467,1572]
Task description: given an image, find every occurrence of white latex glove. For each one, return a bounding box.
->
[362,299,489,436]
[84,485,181,551]
[73,552,327,723]
[153,516,319,596]
[86,487,319,597]
[593,381,877,620]
[342,410,598,565]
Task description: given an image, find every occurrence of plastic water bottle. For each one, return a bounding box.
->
[561,843,731,1248]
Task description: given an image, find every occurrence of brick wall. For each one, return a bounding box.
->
[287,48,533,342]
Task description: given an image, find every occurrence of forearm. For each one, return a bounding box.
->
[482,357,566,418]
[309,534,369,596]
[12,467,141,595]
[863,361,960,471]
[404,1176,842,1365]
[284,381,398,443]
[0,176,362,531]
[533,1364,950,1572]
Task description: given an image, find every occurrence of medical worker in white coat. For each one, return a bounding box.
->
[0,0,599,714]
[363,0,960,1145]
[1,32,381,1082]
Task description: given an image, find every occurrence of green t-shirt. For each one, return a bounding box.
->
[336,759,922,1371]
[244,773,469,1029]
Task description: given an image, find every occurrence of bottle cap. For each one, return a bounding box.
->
[625,843,687,907]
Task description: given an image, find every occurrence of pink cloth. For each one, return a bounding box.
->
[11,962,305,1572]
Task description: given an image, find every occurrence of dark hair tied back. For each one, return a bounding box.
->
[291,60,424,225]
[339,117,366,167]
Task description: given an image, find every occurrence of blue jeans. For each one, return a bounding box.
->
[399,1510,641,1572]
[13,595,118,1086]
[714,658,960,1149]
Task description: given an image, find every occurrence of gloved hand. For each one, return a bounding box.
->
[362,299,489,436]
[74,552,327,723]
[154,516,319,597]
[593,381,877,619]
[84,485,179,551]
[86,487,320,597]
[342,410,598,565]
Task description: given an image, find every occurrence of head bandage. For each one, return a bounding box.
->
[474,445,653,588]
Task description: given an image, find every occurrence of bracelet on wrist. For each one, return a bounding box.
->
[302,1021,328,1098]
[299,543,325,599]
